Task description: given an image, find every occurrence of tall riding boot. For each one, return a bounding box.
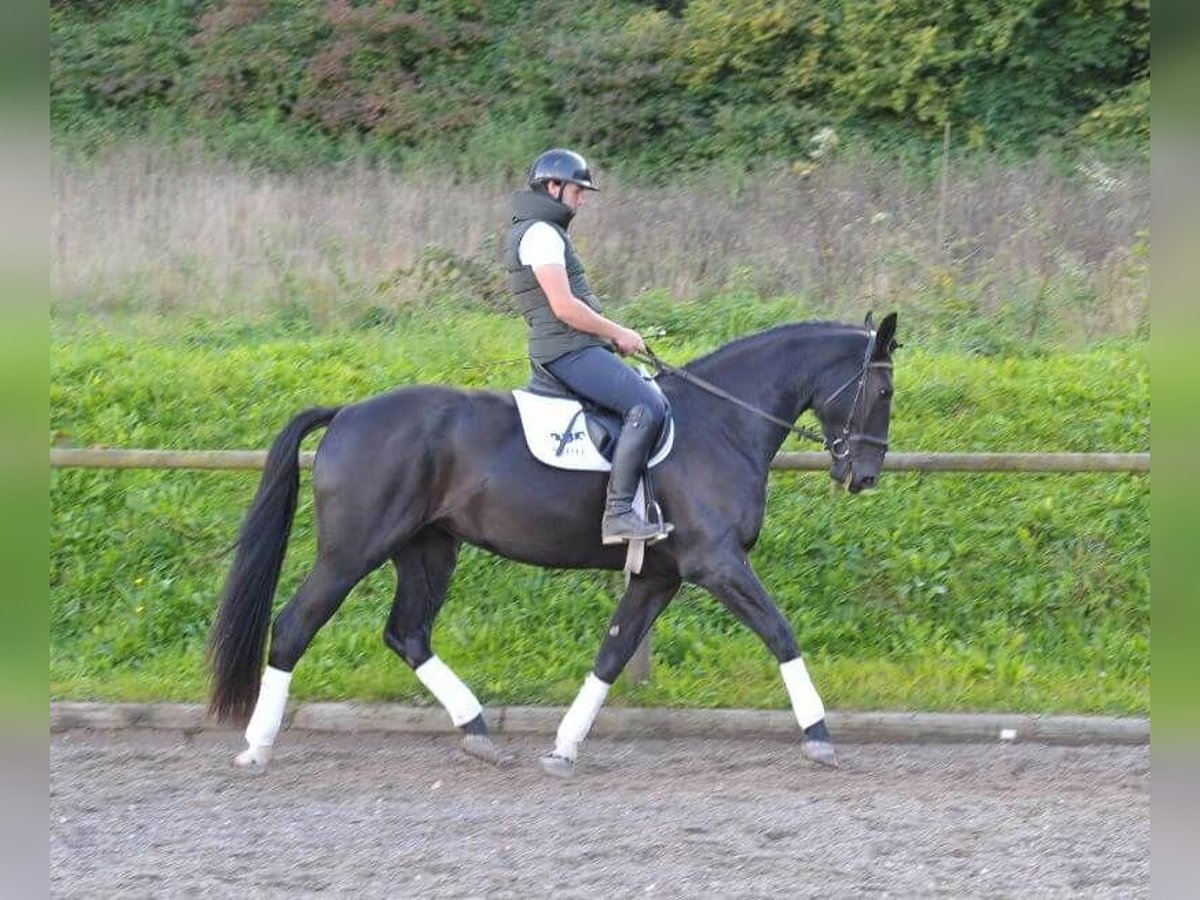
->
[601,405,673,545]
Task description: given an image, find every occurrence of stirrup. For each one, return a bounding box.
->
[602,523,673,546]
[601,508,673,546]
[644,521,674,545]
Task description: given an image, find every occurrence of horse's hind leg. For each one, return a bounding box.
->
[382,529,503,765]
[540,571,681,778]
[235,554,368,770]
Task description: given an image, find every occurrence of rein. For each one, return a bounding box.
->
[632,347,828,449]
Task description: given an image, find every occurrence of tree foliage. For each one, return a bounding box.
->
[51,0,1149,167]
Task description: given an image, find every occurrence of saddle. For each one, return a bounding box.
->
[512,362,674,473]
[513,363,674,579]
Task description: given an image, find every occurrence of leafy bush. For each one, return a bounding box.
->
[1077,77,1150,145]
[50,0,196,132]
[50,0,1150,171]
[828,0,1149,148]
[191,0,491,144]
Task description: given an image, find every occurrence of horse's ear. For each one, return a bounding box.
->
[864,310,874,328]
[873,312,898,359]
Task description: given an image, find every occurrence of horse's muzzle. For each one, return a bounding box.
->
[830,433,887,493]
[847,473,877,494]
[830,456,882,493]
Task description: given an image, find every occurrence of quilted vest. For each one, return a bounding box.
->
[504,190,607,364]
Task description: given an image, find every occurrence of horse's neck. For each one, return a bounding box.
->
[678,326,862,462]
[686,326,855,413]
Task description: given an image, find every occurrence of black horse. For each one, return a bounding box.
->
[209,313,898,775]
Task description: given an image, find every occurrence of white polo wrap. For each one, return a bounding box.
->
[244,666,293,748]
[415,656,484,727]
[781,656,826,729]
[554,673,611,761]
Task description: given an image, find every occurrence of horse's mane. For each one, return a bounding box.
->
[683,321,866,373]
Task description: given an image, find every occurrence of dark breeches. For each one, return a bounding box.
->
[545,346,667,431]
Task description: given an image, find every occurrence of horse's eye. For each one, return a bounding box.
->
[879,388,893,399]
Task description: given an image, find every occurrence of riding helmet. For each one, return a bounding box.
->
[527,149,600,191]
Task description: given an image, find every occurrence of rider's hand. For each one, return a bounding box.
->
[611,327,646,356]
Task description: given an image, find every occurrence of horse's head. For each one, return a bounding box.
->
[816,312,898,493]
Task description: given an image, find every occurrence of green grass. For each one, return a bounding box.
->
[50,304,1149,715]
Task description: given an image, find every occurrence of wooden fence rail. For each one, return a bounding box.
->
[50,448,1150,473]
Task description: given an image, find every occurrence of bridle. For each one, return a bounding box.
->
[814,331,892,460]
[633,330,890,462]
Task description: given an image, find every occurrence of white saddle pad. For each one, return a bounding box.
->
[511,390,674,472]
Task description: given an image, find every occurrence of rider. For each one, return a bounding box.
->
[505,148,673,545]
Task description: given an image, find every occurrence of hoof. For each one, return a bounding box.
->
[539,753,575,779]
[234,744,272,773]
[461,734,509,766]
[802,740,839,769]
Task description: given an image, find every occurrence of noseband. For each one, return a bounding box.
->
[634,331,889,463]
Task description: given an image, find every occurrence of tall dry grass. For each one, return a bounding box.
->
[51,145,1148,336]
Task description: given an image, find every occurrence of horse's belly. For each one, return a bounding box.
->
[442,456,622,569]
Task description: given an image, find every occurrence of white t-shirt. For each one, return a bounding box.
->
[518,221,567,268]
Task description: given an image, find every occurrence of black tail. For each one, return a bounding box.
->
[207,406,341,722]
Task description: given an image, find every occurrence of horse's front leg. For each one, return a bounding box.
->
[689,552,839,768]
[541,571,681,778]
